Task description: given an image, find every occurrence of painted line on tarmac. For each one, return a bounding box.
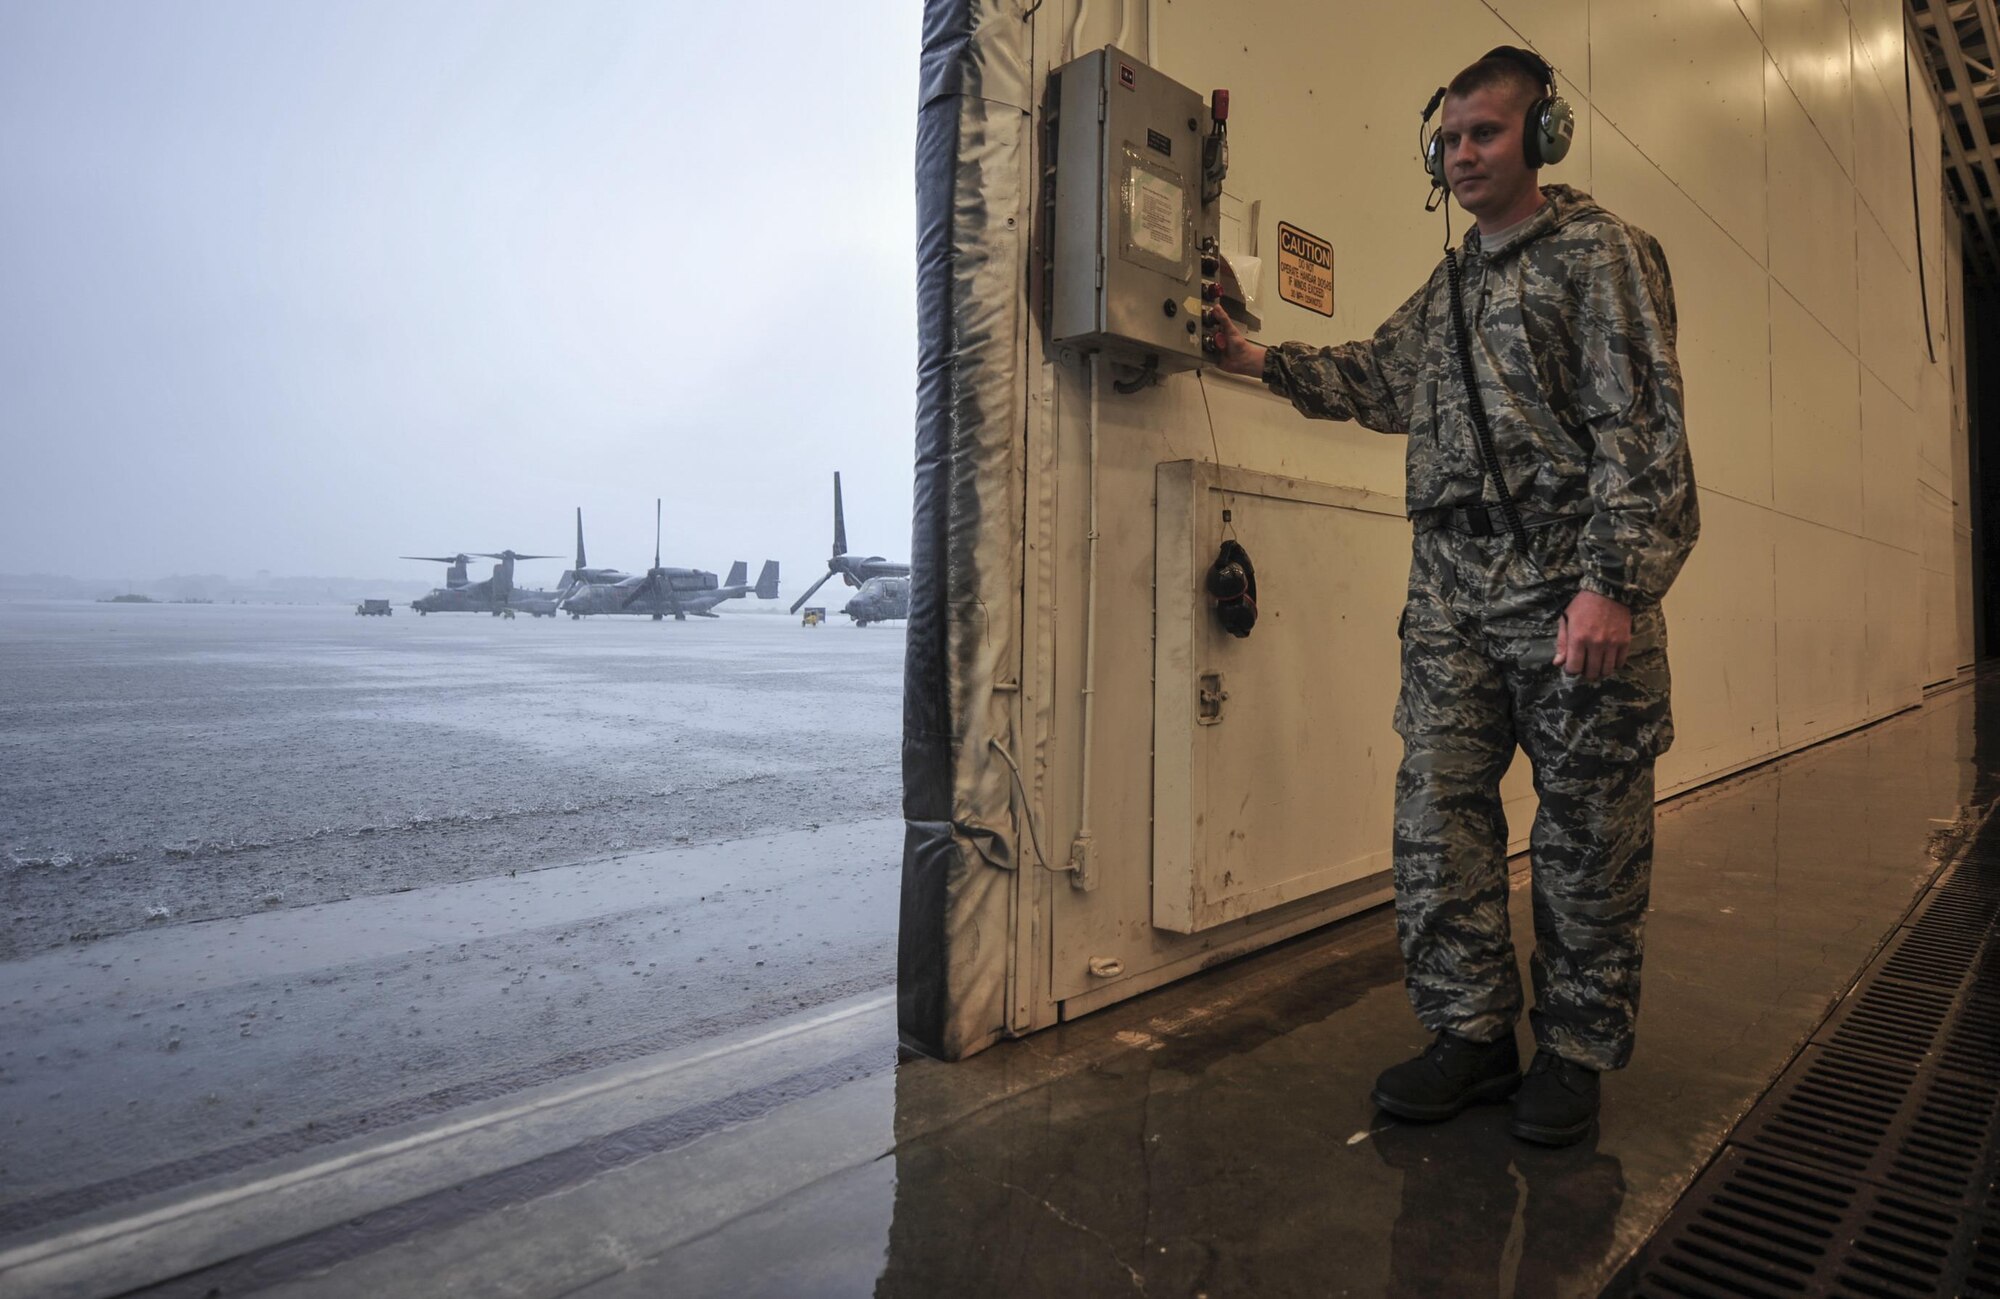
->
[0,989,894,1289]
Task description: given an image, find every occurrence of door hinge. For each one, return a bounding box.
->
[1065,833,1098,890]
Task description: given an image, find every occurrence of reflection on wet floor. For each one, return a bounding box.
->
[626,677,1991,1299]
[7,676,1994,1297]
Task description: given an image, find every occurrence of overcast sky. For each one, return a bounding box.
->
[0,0,920,591]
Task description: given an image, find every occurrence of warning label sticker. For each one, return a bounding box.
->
[1276,221,1334,317]
[1128,166,1185,264]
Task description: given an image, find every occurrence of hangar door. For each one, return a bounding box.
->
[1149,462,1407,935]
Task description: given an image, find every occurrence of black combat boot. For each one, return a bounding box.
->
[1371,1030,1522,1121]
[1509,1050,1600,1145]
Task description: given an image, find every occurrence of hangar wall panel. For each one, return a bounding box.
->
[1765,0,1856,177]
[953,0,1974,1040]
[1771,284,1864,531]
[1773,516,1873,748]
[1860,369,1918,546]
[1655,490,1780,790]
[1767,55,1861,350]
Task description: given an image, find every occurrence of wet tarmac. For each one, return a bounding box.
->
[0,601,902,958]
[0,820,901,1235]
[0,602,905,1229]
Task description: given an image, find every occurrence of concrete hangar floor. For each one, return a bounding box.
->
[4,668,1999,1294]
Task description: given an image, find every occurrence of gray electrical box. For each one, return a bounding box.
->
[1049,47,1221,376]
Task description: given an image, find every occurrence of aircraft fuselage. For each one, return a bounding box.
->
[844,575,910,625]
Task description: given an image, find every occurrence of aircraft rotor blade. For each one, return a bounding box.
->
[788,569,837,615]
[832,472,848,559]
[654,499,662,572]
[574,507,586,570]
[621,572,658,608]
[401,555,466,564]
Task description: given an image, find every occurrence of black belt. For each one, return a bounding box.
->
[1409,504,1588,537]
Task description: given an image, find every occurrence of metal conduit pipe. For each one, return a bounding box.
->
[1068,356,1102,889]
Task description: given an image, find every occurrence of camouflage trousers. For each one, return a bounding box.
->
[1391,524,1673,1071]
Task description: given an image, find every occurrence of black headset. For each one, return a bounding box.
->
[1423,45,1574,192]
[1206,539,1258,638]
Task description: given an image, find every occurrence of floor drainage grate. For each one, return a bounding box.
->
[1614,842,2000,1296]
[1621,1148,1991,1299]
[1730,1042,2000,1206]
[1967,1215,2000,1297]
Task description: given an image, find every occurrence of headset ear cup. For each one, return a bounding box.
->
[1538,94,1574,166]
[1425,132,1447,189]
[1522,97,1547,169]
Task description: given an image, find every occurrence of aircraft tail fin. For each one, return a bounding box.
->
[754,560,780,599]
[724,560,748,589]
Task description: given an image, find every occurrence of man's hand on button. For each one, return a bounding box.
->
[1554,589,1632,681]
[1205,306,1265,378]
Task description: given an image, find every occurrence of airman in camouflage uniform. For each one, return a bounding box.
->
[1209,55,1697,1141]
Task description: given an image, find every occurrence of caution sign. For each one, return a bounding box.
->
[1276,221,1334,317]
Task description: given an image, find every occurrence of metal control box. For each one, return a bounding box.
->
[1049,47,1219,375]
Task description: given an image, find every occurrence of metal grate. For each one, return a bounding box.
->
[1966,1214,2000,1297]
[1623,1147,1993,1299]
[1814,937,1961,1067]
[1614,841,2000,1296]
[1942,968,2000,1077]
[1730,1043,2000,1206]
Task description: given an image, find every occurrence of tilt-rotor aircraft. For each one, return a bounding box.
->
[558,501,779,620]
[406,550,562,617]
[789,472,911,625]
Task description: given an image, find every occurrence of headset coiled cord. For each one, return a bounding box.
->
[1443,246,1534,555]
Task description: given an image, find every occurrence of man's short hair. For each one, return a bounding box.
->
[1445,54,1541,108]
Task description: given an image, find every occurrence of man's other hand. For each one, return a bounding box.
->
[1206,306,1266,378]
[1554,589,1632,682]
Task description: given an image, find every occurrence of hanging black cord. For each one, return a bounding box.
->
[1111,353,1159,393]
[1905,29,1938,365]
[1444,245,1534,553]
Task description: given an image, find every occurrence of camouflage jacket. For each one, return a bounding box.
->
[1262,185,1699,609]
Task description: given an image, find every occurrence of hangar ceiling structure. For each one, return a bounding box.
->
[1916,0,2000,282]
